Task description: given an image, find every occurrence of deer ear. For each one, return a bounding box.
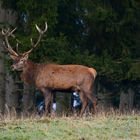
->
[10,55,17,60]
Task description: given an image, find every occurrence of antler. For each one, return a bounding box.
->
[1,22,48,56]
[1,28,19,56]
[23,22,48,55]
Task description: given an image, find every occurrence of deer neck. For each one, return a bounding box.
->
[20,60,37,85]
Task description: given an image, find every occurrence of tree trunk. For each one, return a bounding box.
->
[22,84,35,116]
[0,39,5,115]
[0,2,17,25]
[97,82,113,112]
[5,73,19,117]
[119,88,135,113]
[0,1,18,117]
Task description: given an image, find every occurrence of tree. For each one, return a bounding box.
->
[22,84,35,116]
[5,73,19,117]
[1,0,140,112]
[0,1,18,115]
[0,38,5,115]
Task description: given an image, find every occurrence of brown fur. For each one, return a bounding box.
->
[19,60,97,116]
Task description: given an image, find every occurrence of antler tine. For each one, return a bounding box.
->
[1,28,19,56]
[16,43,22,55]
[35,22,48,34]
[2,28,17,37]
[30,38,34,46]
[23,22,48,55]
[9,28,17,36]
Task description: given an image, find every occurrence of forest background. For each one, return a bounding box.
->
[0,0,140,115]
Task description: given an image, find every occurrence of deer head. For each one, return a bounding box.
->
[1,22,48,71]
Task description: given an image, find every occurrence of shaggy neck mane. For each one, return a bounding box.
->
[20,60,38,85]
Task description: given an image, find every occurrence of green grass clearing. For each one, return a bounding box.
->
[0,115,140,140]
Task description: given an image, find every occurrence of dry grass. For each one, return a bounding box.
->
[0,110,140,140]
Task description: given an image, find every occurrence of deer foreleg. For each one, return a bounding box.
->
[43,89,53,116]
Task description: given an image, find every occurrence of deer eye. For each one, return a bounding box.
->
[20,59,24,63]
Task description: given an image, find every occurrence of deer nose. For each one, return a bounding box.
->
[11,65,15,71]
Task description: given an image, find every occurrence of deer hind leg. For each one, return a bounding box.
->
[86,93,97,115]
[79,92,88,117]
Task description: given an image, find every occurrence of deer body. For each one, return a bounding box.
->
[1,22,97,116]
[21,61,95,91]
[20,61,97,116]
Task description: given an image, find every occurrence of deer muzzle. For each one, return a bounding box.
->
[11,65,16,71]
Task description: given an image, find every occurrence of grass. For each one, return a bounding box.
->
[0,113,140,140]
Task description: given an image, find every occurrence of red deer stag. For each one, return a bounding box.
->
[1,22,97,116]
